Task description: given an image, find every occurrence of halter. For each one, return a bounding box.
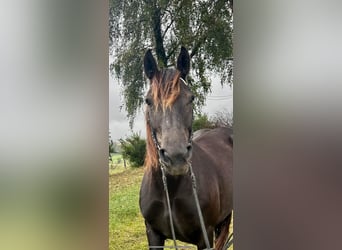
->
[146,78,212,250]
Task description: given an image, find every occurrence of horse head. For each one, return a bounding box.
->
[144,47,194,175]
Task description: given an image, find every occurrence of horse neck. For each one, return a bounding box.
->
[149,167,189,197]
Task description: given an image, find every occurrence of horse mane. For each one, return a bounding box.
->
[144,121,159,170]
[144,69,181,171]
[151,69,181,111]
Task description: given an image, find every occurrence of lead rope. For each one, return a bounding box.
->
[160,163,178,248]
[160,159,213,250]
[149,120,178,249]
[188,162,213,250]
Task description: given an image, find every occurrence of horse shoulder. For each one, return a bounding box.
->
[139,171,165,221]
[191,129,233,222]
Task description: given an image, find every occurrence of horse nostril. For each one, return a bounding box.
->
[159,148,169,160]
[159,148,175,165]
[187,144,192,152]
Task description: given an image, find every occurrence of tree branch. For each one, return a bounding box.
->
[162,19,174,39]
[190,0,231,58]
[166,42,180,61]
[190,34,207,58]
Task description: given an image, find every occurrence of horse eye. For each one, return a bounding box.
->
[190,95,195,103]
[145,98,152,106]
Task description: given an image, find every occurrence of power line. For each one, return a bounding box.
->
[208,95,230,98]
[208,96,232,99]
[207,96,232,100]
[207,98,232,101]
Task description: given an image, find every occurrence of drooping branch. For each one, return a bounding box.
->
[190,0,232,58]
[190,34,207,58]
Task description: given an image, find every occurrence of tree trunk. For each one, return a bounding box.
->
[152,4,167,67]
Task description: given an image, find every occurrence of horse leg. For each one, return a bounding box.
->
[196,228,214,250]
[214,213,232,249]
[145,221,165,249]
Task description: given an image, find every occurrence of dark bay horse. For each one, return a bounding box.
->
[139,47,233,250]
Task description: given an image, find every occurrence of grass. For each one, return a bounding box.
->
[111,153,122,161]
[109,167,146,249]
[109,163,233,250]
[109,153,128,175]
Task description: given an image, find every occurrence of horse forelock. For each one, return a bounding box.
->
[150,69,181,111]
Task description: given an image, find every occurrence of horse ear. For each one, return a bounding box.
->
[144,49,158,80]
[177,46,190,78]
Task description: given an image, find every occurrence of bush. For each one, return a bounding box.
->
[192,113,214,131]
[211,110,233,128]
[192,111,233,132]
[119,133,146,168]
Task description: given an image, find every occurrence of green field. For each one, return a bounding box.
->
[109,167,146,249]
[109,163,233,249]
[109,153,128,175]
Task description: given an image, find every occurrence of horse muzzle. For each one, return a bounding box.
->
[158,145,192,175]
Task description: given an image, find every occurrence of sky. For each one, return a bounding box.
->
[109,75,233,142]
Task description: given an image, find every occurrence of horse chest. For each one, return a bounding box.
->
[142,195,200,240]
[140,171,217,243]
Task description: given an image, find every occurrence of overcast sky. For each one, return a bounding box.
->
[109,74,233,142]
